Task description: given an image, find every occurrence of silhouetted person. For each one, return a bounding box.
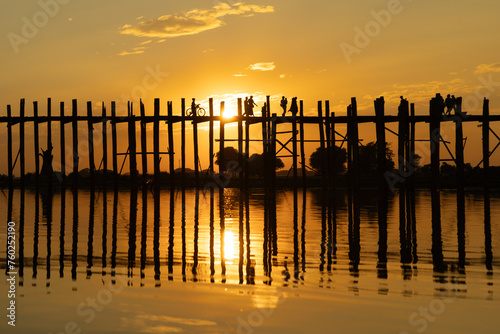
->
[398,96,407,116]
[248,96,256,116]
[39,146,53,176]
[289,97,298,116]
[243,97,249,116]
[261,102,267,116]
[280,96,287,116]
[444,94,454,115]
[191,98,196,113]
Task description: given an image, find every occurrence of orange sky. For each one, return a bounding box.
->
[1,0,500,174]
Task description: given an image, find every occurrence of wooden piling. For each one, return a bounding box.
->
[47,98,52,189]
[348,98,360,192]
[60,102,66,186]
[375,97,386,190]
[87,101,95,184]
[292,101,298,189]
[324,101,331,189]
[261,101,268,189]
[168,101,175,187]
[7,105,13,188]
[430,94,442,190]
[317,101,326,191]
[34,101,40,188]
[330,111,336,192]
[455,97,464,192]
[482,98,490,192]
[209,98,214,177]
[244,102,250,189]
[111,102,118,186]
[238,98,243,188]
[299,101,306,188]
[128,102,137,188]
[219,102,225,174]
[181,98,186,184]
[193,102,199,188]
[153,99,160,191]
[101,103,107,186]
[72,99,78,187]
[270,114,277,191]
[140,100,148,189]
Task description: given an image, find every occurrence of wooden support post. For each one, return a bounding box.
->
[181,98,186,185]
[20,99,26,187]
[261,101,268,188]
[209,98,214,177]
[375,97,386,191]
[348,98,360,192]
[271,114,277,191]
[455,97,464,192]
[128,102,137,188]
[140,100,148,189]
[87,101,95,184]
[317,101,326,191]
[193,102,199,188]
[153,98,160,191]
[410,103,416,193]
[7,105,13,188]
[168,101,175,188]
[398,98,409,189]
[430,94,442,191]
[100,103,107,188]
[219,102,225,174]
[238,98,243,188]
[292,101,298,189]
[483,98,490,192]
[60,102,66,186]
[111,102,118,186]
[325,101,331,189]
[34,101,40,188]
[299,101,306,189]
[47,98,52,189]
[72,99,78,187]
[245,102,250,189]
[330,111,336,192]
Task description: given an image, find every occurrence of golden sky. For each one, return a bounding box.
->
[1,0,500,173]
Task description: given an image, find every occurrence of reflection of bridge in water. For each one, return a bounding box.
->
[2,185,495,296]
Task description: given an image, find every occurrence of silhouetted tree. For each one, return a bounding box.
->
[248,153,284,176]
[358,142,395,174]
[309,146,347,175]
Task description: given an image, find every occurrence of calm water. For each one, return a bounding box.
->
[1,187,499,334]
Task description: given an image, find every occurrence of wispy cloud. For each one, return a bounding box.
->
[118,47,146,56]
[119,2,274,39]
[475,63,500,74]
[248,62,275,71]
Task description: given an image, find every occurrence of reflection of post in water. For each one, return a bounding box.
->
[153,188,161,285]
[219,188,226,282]
[484,190,492,271]
[239,191,244,284]
[19,189,25,284]
[431,188,445,274]
[181,189,187,282]
[102,190,107,276]
[347,100,360,274]
[327,190,336,272]
[33,189,40,280]
[111,190,118,281]
[168,190,175,280]
[6,188,14,277]
[192,189,200,281]
[87,190,95,278]
[140,189,148,282]
[263,189,273,285]
[347,187,360,274]
[210,188,215,283]
[59,189,66,278]
[72,190,79,280]
[377,188,388,279]
[457,187,466,272]
[41,190,53,283]
[128,189,138,279]
[301,190,307,274]
[293,188,300,282]
[319,193,326,272]
[245,191,254,285]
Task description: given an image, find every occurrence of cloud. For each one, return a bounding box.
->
[118,46,146,56]
[475,63,500,74]
[233,73,247,77]
[248,62,275,71]
[119,2,274,39]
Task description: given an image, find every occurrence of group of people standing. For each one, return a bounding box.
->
[280,96,298,117]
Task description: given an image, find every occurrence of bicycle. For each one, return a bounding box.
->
[186,105,206,117]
